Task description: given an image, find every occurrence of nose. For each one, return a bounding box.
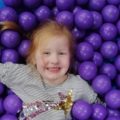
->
[50,53,59,64]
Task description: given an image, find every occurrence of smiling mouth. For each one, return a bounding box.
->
[47,67,60,73]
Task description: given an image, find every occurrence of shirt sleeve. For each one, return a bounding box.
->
[76,75,98,104]
[0,62,26,87]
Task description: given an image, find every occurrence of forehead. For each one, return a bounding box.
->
[38,35,70,50]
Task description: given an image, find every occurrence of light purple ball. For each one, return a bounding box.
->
[0,114,17,120]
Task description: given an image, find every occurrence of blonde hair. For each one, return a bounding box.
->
[26,20,74,65]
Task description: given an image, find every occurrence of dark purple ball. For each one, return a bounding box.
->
[56,11,74,29]
[43,0,55,7]
[3,0,21,7]
[52,7,59,16]
[73,6,82,15]
[100,23,117,41]
[91,11,103,29]
[0,30,21,48]
[76,0,88,5]
[0,7,17,22]
[18,39,31,58]
[106,116,120,120]
[92,103,108,120]
[72,100,93,120]
[114,55,120,72]
[3,94,22,114]
[108,108,120,117]
[0,83,5,95]
[102,5,119,23]
[0,98,5,114]
[19,12,37,31]
[107,0,120,5]
[0,114,17,120]
[75,10,93,30]
[23,0,41,8]
[56,0,75,11]
[76,42,94,61]
[100,63,117,80]
[116,20,120,34]
[105,89,120,109]
[34,6,51,22]
[100,41,118,59]
[1,49,19,63]
[92,74,112,94]
[85,33,102,50]
[78,61,97,81]
[89,0,106,11]
[93,52,103,67]
[116,75,120,88]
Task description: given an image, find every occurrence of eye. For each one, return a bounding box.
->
[43,52,50,55]
[59,52,66,55]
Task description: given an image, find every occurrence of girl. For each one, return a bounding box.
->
[0,20,98,120]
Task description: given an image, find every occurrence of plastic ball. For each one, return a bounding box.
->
[102,5,119,23]
[56,11,74,29]
[108,108,120,117]
[78,61,97,81]
[116,75,120,88]
[114,55,120,72]
[92,52,103,67]
[75,10,93,30]
[0,30,21,48]
[1,49,19,63]
[107,0,120,5]
[23,0,41,8]
[0,83,5,95]
[72,100,93,120]
[0,114,17,120]
[92,103,108,120]
[100,23,117,41]
[18,39,31,58]
[3,94,22,114]
[0,98,5,114]
[85,33,102,50]
[100,41,118,59]
[100,63,117,80]
[56,0,75,11]
[19,12,37,31]
[105,89,120,109]
[73,6,82,15]
[89,0,106,11]
[76,0,88,5]
[34,6,51,22]
[43,0,55,7]
[116,20,120,34]
[3,0,21,8]
[106,116,120,120]
[92,74,112,95]
[91,11,103,29]
[76,42,94,61]
[0,7,17,22]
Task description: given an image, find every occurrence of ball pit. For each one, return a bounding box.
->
[0,0,120,119]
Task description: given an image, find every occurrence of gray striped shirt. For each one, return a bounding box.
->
[0,62,97,120]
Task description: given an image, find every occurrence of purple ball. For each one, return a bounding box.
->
[56,11,74,29]
[23,0,41,8]
[0,30,21,48]
[92,74,112,94]
[19,12,37,31]
[1,49,19,63]
[107,0,120,5]
[100,63,117,80]
[18,39,31,58]
[52,7,59,16]
[72,100,93,120]
[100,23,117,41]
[106,116,120,120]
[92,103,108,120]
[93,52,103,67]
[85,33,102,50]
[3,0,21,7]
[76,0,88,5]
[0,83,5,95]
[89,0,106,11]
[100,41,118,59]
[116,75,120,88]
[105,89,120,109]
[108,108,120,117]
[75,10,93,30]
[0,98,5,114]
[72,27,85,40]
[116,20,120,34]
[3,94,22,114]
[78,61,97,81]
[0,7,17,22]
[0,114,17,120]
[34,6,51,22]
[76,42,94,61]
[91,11,103,29]
[102,5,119,23]
[43,0,55,7]
[114,55,120,72]
[56,0,75,11]
[73,6,82,15]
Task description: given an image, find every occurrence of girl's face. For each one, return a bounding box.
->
[34,35,71,86]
